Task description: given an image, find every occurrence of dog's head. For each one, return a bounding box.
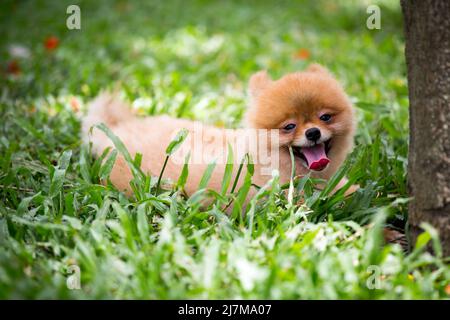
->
[245,64,355,173]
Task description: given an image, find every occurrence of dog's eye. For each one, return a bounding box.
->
[283,123,296,131]
[320,114,332,122]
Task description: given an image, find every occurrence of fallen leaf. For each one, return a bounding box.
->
[294,48,310,60]
[6,60,21,75]
[44,36,59,51]
[70,97,80,112]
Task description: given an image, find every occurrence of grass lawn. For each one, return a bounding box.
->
[0,0,448,299]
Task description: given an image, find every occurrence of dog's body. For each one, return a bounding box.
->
[82,95,292,195]
[82,64,356,197]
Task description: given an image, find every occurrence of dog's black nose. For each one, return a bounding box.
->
[305,127,321,141]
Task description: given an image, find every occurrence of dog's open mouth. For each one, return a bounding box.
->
[292,140,331,171]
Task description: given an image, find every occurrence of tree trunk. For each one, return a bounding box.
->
[401,0,450,256]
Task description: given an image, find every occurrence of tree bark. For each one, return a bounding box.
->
[401,0,450,256]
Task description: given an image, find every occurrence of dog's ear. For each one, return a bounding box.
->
[248,70,272,98]
[306,63,332,76]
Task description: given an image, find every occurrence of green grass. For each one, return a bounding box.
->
[0,0,448,299]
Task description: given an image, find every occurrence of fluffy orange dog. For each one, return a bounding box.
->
[82,64,356,197]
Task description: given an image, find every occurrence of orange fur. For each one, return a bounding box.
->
[82,64,356,198]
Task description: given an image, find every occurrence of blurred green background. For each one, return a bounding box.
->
[1,0,448,299]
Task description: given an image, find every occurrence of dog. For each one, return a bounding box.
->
[82,64,356,199]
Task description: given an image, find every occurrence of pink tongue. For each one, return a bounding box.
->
[301,143,330,171]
